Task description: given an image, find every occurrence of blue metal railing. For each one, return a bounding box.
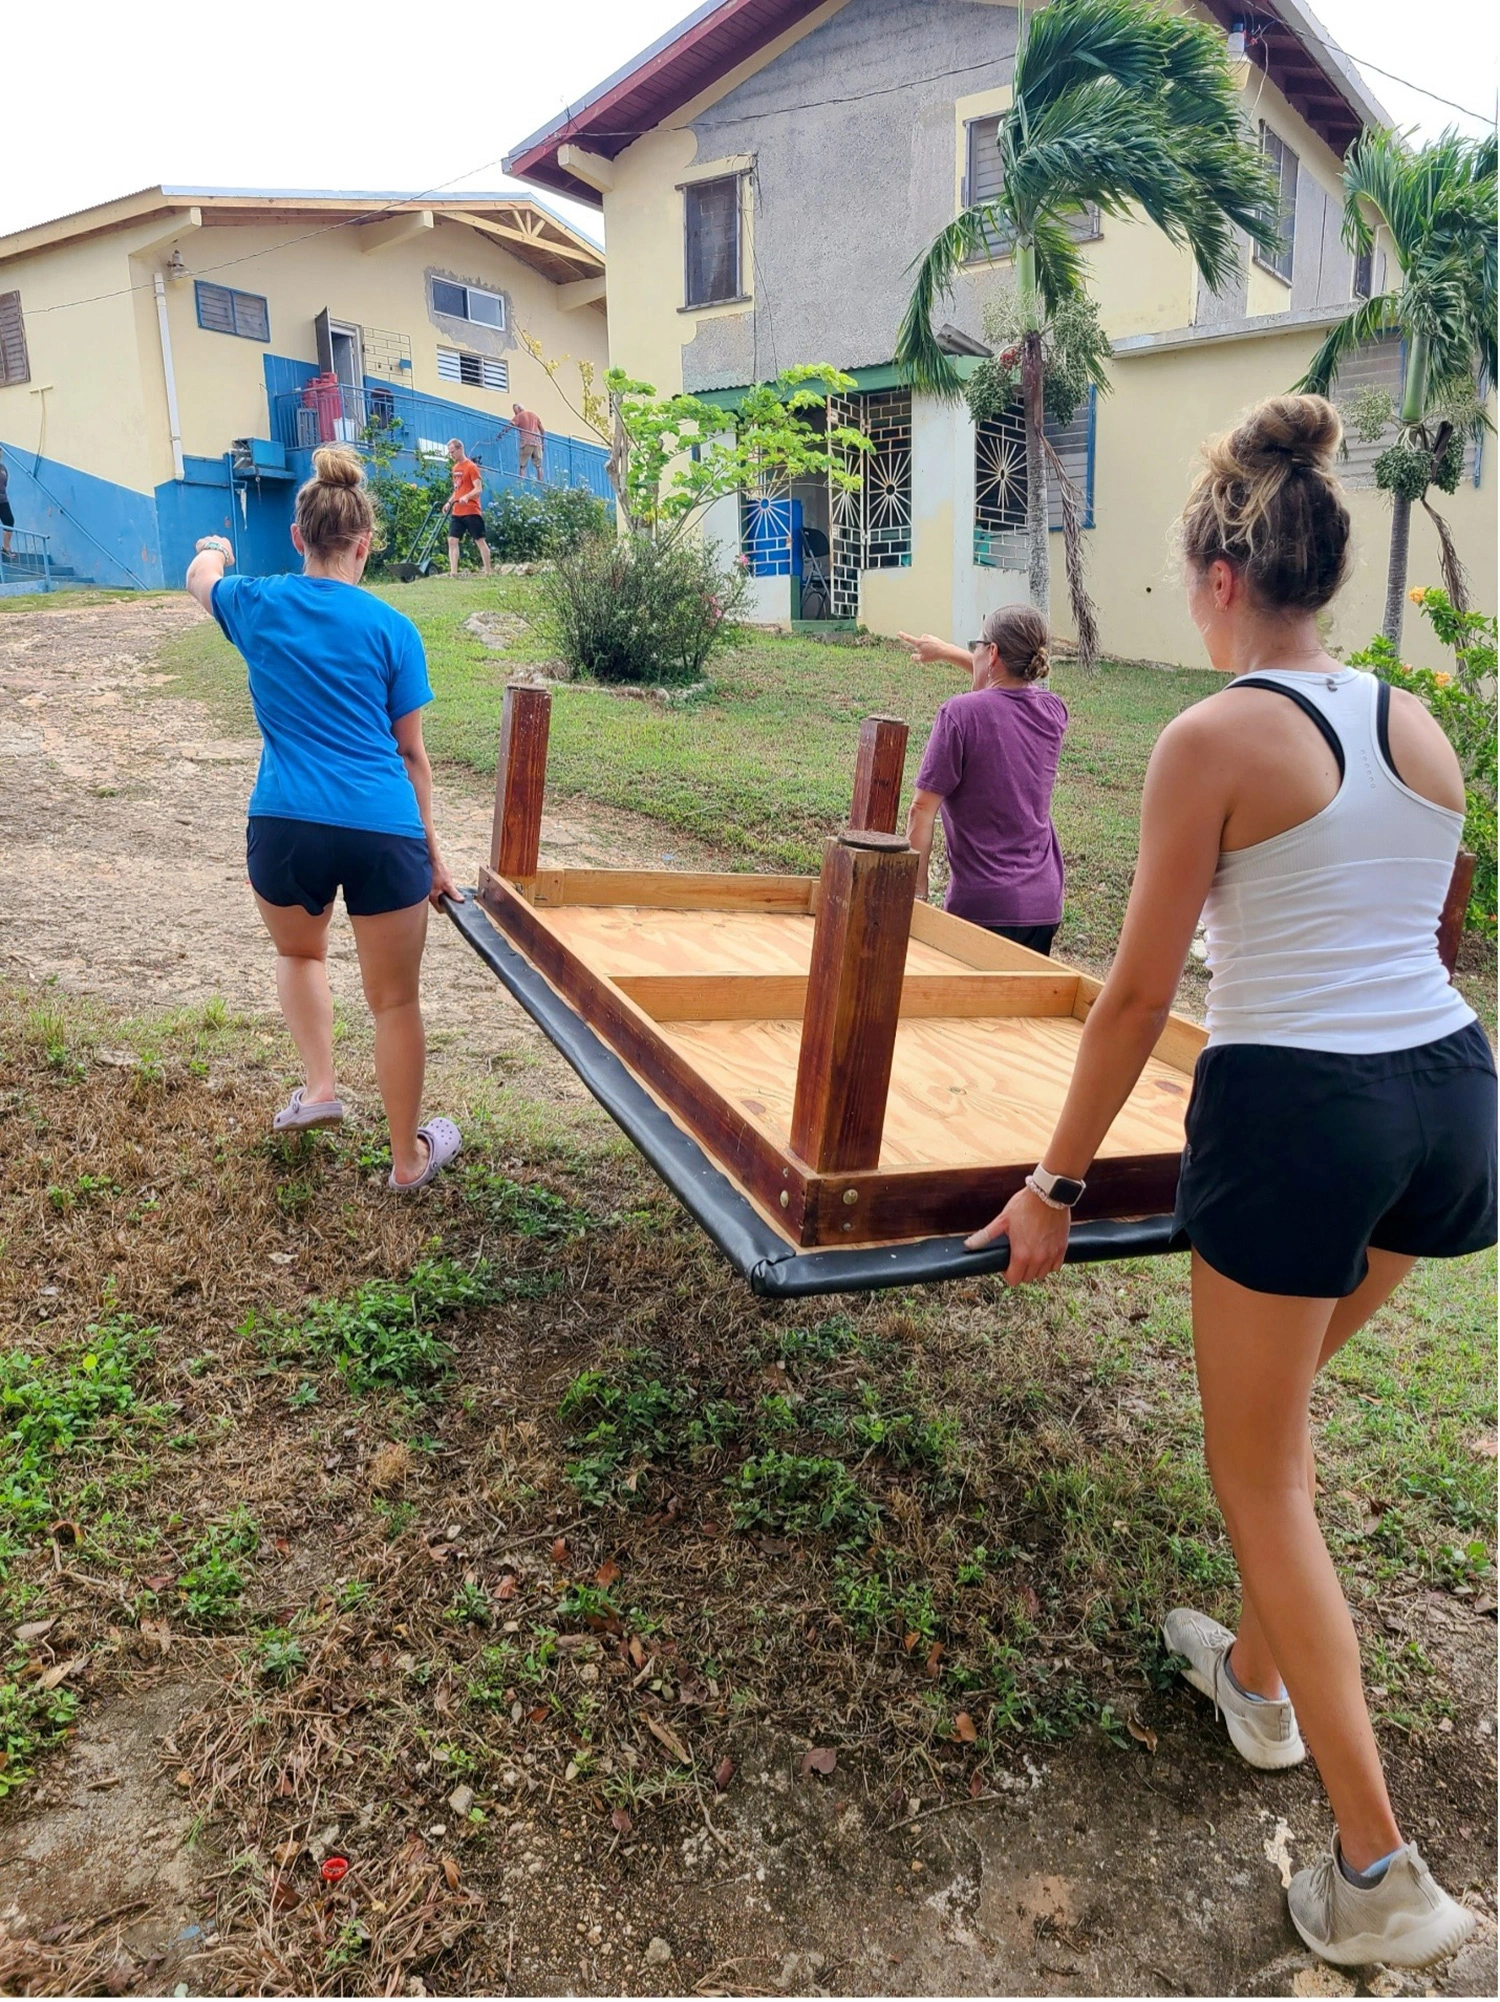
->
[269,380,613,502]
[0,528,52,593]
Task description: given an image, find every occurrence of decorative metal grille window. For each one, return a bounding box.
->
[1256,124,1298,282]
[974,392,1096,565]
[963,116,1100,262]
[684,176,742,307]
[437,346,509,391]
[194,281,270,342]
[859,389,913,570]
[0,289,29,386]
[431,279,506,329]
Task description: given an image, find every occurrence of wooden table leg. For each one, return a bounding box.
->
[849,714,909,835]
[791,830,918,1174]
[1437,849,1475,979]
[490,683,552,881]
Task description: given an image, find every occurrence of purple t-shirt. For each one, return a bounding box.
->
[914,685,1068,925]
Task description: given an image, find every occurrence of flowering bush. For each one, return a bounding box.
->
[1349,586,1497,936]
[536,534,752,686]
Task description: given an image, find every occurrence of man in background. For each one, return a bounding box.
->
[0,447,14,558]
[444,438,492,578]
[511,403,546,483]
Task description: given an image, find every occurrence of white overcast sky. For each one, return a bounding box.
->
[3,0,1494,243]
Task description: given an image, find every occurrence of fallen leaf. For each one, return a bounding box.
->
[713,1756,735,1792]
[645,1716,691,1764]
[40,1653,89,1691]
[175,1768,194,1788]
[610,1807,633,1836]
[955,1712,978,1743]
[441,1857,462,1892]
[16,1619,57,1643]
[924,1641,944,1680]
[273,1839,302,1868]
[1127,1717,1158,1754]
[495,1574,517,1602]
[969,1770,984,1798]
[551,1537,569,1564]
[800,1747,838,1778]
[595,1558,621,1589]
[270,1880,301,1913]
[528,1705,549,1725]
[902,1630,919,1653]
[628,1635,646,1669]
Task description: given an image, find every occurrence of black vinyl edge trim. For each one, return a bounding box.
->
[444,894,1183,1298]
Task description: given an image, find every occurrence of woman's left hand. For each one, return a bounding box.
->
[965,1184,1071,1286]
[429,856,461,908]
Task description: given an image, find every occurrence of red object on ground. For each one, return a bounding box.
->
[321,1855,350,1883]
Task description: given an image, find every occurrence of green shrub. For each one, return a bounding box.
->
[368,456,451,569]
[1350,587,1497,934]
[485,484,611,562]
[728,1451,878,1546]
[536,534,752,686]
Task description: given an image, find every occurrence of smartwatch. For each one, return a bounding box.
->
[1027,1163,1087,1209]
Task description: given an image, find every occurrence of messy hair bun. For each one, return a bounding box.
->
[296,445,375,552]
[1181,394,1350,612]
[982,603,1051,682]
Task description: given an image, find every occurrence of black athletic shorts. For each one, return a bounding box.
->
[449,512,487,542]
[983,922,1057,956]
[0,501,14,528]
[1171,1020,1497,1297]
[247,816,431,917]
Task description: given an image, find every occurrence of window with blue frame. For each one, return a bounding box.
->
[195,281,270,342]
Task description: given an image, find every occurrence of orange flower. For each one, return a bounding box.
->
[1433,671,1453,687]
[1408,586,1428,605]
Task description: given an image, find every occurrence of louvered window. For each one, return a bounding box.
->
[194,281,270,341]
[963,116,1099,262]
[437,346,508,391]
[684,176,742,308]
[1256,125,1298,282]
[0,290,29,386]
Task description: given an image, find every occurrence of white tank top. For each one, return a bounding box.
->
[1202,667,1475,1054]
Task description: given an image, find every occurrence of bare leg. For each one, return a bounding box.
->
[476,536,493,577]
[350,901,430,1184]
[1191,1252,1403,1871]
[1230,1250,1418,1700]
[447,535,461,578]
[254,894,336,1101]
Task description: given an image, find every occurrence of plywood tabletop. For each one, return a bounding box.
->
[543,906,960,980]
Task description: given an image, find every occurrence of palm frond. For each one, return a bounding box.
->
[1294,292,1402,396]
[896,204,1018,396]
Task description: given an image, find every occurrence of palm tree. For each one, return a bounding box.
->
[897,0,1278,634]
[1297,127,1497,647]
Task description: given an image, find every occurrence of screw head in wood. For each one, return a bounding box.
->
[842,1188,858,1206]
[779,1190,790,1209]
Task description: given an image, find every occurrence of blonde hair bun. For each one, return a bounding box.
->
[311,445,365,489]
[1226,394,1342,475]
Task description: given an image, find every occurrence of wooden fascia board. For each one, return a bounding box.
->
[0,190,190,264]
[557,276,609,311]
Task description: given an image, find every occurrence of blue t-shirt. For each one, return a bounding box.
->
[211,574,433,840]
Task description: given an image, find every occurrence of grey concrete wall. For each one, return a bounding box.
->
[685,0,1018,389]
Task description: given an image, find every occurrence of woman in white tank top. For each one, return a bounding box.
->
[967,396,1494,1970]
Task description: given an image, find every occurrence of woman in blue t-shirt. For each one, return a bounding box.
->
[186,446,461,1191]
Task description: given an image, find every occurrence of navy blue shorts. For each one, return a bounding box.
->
[1172,1021,1497,1297]
[247,816,432,917]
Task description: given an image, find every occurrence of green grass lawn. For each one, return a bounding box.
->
[160,575,1218,971]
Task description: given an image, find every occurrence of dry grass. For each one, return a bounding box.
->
[1,983,1493,1993]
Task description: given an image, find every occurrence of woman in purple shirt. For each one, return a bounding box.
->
[901,606,1068,954]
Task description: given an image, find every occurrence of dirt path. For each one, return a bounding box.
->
[1,598,1495,1999]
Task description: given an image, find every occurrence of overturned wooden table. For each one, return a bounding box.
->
[444,684,1216,1296]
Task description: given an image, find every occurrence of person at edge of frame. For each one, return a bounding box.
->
[899,605,1067,955]
[0,444,15,557]
[184,445,464,1192]
[967,392,1495,1972]
[444,436,493,578]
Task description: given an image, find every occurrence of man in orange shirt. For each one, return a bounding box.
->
[511,403,545,482]
[444,438,492,578]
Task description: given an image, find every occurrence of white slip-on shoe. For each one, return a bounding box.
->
[1161,1607,1307,1771]
[1289,1837,1476,1968]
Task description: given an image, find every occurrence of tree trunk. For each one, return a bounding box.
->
[1381,489,1412,647]
[1021,328,1049,615]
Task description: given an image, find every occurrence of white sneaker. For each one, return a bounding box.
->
[1289,1837,1476,1968]
[1161,1607,1306,1770]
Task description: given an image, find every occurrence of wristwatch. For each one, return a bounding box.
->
[1026,1163,1087,1210]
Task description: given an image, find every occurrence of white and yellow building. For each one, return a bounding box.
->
[0,187,610,591]
[505,0,1494,670]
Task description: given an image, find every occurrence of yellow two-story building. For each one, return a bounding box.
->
[504,0,1493,670]
[0,186,610,591]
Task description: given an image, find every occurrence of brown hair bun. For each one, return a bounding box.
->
[981,603,1052,682]
[297,446,375,553]
[1181,393,1349,612]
